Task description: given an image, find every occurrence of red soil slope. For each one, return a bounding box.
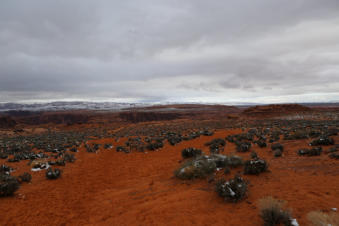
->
[0,129,338,226]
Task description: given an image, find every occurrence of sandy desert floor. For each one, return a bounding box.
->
[0,126,338,226]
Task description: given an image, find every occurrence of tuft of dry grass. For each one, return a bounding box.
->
[258,196,293,226]
[307,211,339,226]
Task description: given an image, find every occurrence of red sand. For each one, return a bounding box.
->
[1,129,339,226]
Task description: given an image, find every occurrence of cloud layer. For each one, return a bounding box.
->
[1,0,339,103]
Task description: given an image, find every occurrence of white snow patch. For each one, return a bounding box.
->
[228,187,235,197]
[290,218,299,226]
[31,163,50,172]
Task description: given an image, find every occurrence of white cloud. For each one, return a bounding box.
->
[0,0,338,103]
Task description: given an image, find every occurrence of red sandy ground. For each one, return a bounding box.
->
[0,129,339,226]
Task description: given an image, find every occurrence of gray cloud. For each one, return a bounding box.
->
[0,0,339,103]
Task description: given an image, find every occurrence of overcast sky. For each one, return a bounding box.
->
[1,0,339,104]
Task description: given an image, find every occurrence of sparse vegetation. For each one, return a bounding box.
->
[244,158,268,175]
[298,147,322,156]
[174,156,217,180]
[0,174,20,197]
[181,147,202,159]
[310,136,334,146]
[215,175,248,202]
[46,168,62,180]
[258,196,294,226]
[18,172,32,183]
[307,211,339,226]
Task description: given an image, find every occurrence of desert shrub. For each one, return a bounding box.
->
[271,143,284,152]
[307,211,339,226]
[256,139,267,148]
[116,146,129,153]
[215,175,248,202]
[0,164,12,175]
[63,153,76,163]
[18,172,32,183]
[174,156,216,180]
[0,152,8,159]
[93,143,100,151]
[181,148,202,158]
[244,158,268,175]
[85,144,95,153]
[269,135,280,143]
[287,130,308,140]
[326,146,338,154]
[7,157,20,163]
[104,143,113,149]
[224,167,230,174]
[226,135,235,143]
[329,153,339,159]
[236,141,251,152]
[146,140,163,151]
[167,133,182,146]
[0,174,20,197]
[205,138,226,147]
[258,196,294,226]
[206,138,226,154]
[250,151,258,159]
[55,159,66,166]
[46,168,61,180]
[70,147,78,152]
[207,154,227,168]
[227,155,243,168]
[325,128,338,136]
[309,130,321,138]
[297,147,322,156]
[310,136,334,146]
[202,130,214,136]
[274,149,282,157]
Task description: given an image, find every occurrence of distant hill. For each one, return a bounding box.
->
[242,104,312,117]
[0,102,148,112]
